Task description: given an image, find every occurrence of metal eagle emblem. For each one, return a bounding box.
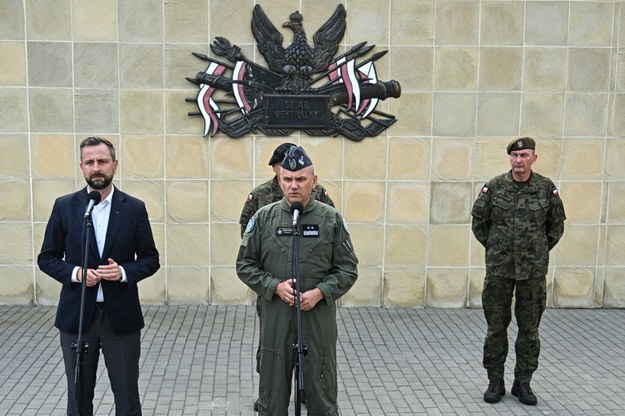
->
[186,4,401,141]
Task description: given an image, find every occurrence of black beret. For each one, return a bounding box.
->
[507,137,536,154]
[281,145,313,172]
[268,142,296,165]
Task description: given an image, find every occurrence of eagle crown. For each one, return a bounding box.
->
[289,11,302,24]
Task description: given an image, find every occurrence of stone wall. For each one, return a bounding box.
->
[1,0,624,307]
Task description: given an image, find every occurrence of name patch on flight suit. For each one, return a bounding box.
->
[276,227,295,236]
[301,224,319,238]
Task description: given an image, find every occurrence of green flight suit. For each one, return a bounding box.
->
[471,171,565,383]
[238,176,335,374]
[237,199,358,416]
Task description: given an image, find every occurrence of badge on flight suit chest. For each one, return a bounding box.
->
[276,227,295,236]
[301,224,319,237]
[275,224,320,237]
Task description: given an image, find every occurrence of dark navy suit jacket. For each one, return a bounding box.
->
[38,186,160,335]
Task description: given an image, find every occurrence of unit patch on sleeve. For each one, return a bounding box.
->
[244,217,255,234]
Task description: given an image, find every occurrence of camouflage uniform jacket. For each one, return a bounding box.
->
[471,171,566,280]
[239,176,335,237]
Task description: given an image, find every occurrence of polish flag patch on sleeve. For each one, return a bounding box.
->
[481,186,489,193]
[553,189,559,197]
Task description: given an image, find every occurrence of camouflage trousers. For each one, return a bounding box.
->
[482,275,546,383]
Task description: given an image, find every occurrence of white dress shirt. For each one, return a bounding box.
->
[92,189,113,302]
[71,188,126,302]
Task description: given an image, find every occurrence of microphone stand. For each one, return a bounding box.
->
[292,217,307,416]
[72,211,93,415]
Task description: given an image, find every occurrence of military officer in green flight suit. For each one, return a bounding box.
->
[237,145,358,416]
[472,137,566,406]
[238,142,336,410]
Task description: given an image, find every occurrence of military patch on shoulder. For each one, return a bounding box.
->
[342,218,350,234]
[247,194,253,201]
[244,217,255,234]
[481,185,489,193]
[552,188,559,197]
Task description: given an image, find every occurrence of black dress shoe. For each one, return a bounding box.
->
[484,379,505,403]
[511,381,537,405]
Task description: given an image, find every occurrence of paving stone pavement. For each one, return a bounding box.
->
[1,305,624,415]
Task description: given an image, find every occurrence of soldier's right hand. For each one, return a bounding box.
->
[275,279,298,306]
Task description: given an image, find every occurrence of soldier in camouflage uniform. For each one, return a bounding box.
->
[471,137,566,406]
[239,142,334,237]
[237,146,358,416]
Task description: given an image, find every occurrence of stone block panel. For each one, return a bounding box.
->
[74,43,118,88]
[166,224,209,267]
[0,0,25,40]
[73,0,117,42]
[212,266,251,305]
[390,0,434,45]
[0,266,33,305]
[0,223,33,264]
[166,180,208,223]
[119,0,163,42]
[426,268,468,308]
[430,182,473,224]
[139,268,166,305]
[168,266,210,304]
[553,267,596,308]
[28,89,74,133]
[341,266,382,307]
[480,1,523,46]
[427,225,470,267]
[383,267,425,308]
[349,224,383,267]
[603,268,625,307]
[0,42,26,86]
[387,182,429,224]
[0,135,29,177]
[0,88,28,132]
[384,225,427,267]
[0,179,30,221]
[387,137,431,181]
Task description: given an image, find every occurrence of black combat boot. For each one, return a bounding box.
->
[511,381,537,405]
[483,379,505,403]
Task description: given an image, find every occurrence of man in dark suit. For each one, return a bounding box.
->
[38,136,160,416]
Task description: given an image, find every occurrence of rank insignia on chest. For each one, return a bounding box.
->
[276,227,295,236]
[302,224,320,238]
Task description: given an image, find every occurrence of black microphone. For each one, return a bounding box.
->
[291,202,304,227]
[84,191,102,218]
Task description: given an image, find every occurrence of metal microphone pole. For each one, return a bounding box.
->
[73,211,93,415]
[292,214,307,416]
